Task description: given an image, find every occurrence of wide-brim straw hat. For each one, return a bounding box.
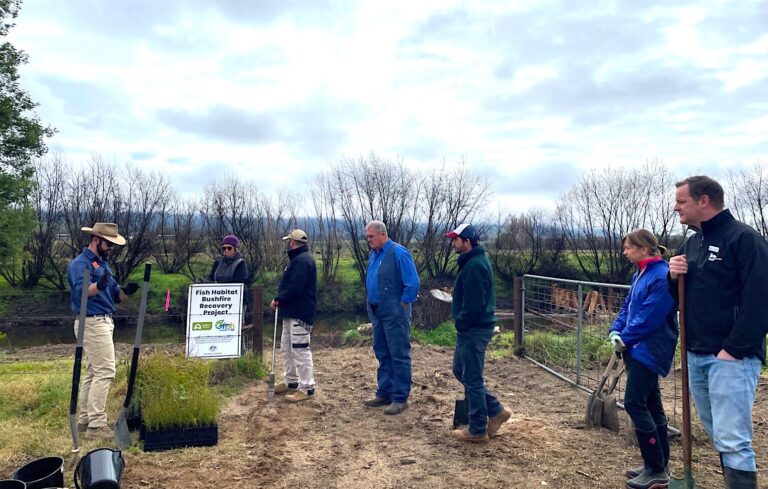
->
[81,222,126,245]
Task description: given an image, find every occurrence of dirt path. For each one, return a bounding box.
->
[115,343,767,488]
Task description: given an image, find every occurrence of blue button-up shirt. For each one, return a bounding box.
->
[67,247,121,315]
[366,239,420,304]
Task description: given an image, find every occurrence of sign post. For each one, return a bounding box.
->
[186,283,244,359]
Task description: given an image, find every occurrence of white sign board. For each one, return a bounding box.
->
[186,283,243,359]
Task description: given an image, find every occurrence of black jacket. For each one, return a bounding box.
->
[671,209,768,362]
[275,245,317,325]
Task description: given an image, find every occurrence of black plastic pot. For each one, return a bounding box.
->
[10,457,64,489]
[74,448,124,489]
[0,480,26,489]
[140,424,218,452]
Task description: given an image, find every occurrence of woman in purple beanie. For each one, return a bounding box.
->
[206,234,250,286]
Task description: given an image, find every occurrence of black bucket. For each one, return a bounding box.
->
[74,448,124,489]
[0,480,26,489]
[11,457,64,489]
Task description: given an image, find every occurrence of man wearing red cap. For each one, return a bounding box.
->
[445,223,511,443]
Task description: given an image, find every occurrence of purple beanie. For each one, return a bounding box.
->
[222,235,240,248]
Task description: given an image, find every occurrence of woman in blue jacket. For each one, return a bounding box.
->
[609,229,678,489]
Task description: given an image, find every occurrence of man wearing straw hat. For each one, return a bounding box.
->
[67,223,139,440]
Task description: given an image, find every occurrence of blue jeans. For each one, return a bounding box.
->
[370,302,412,403]
[688,352,762,471]
[452,328,503,435]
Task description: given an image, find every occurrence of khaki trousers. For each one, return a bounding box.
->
[73,316,116,428]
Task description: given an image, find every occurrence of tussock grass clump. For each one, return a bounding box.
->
[525,330,613,370]
[137,353,218,430]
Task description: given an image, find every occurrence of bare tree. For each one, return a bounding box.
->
[415,160,492,279]
[310,171,342,284]
[154,194,206,278]
[331,153,420,283]
[727,163,768,238]
[0,152,68,288]
[490,209,562,282]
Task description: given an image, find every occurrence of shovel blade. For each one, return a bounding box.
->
[115,408,132,449]
[267,373,275,401]
[585,396,603,428]
[601,395,621,432]
[669,468,698,488]
[453,398,469,428]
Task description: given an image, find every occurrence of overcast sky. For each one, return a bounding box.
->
[9,0,768,211]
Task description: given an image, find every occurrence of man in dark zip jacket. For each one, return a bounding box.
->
[445,224,511,443]
[270,229,317,402]
[669,175,768,488]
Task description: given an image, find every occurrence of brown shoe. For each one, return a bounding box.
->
[274,382,298,395]
[452,428,489,444]
[487,407,512,437]
[85,425,114,440]
[286,390,315,403]
[363,396,391,407]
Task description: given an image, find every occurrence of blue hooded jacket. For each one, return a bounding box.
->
[609,259,678,377]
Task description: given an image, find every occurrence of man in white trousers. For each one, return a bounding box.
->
[270,229,318,402]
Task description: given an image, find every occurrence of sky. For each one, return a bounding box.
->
[8,0,768,211]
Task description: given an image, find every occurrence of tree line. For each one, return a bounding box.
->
[3,151,767,291]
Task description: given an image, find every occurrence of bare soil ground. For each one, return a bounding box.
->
[108,342,766,489]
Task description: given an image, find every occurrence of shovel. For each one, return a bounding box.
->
[115,263,152,449]
[585,351,624,432]
[670,278,699,488]
[69,268,91,453]
[267,307,278,401]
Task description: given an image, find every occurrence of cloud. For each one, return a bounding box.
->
[157,105,280,144]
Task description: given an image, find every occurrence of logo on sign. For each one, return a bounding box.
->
[215,320,235,331]
[192,322,213,331]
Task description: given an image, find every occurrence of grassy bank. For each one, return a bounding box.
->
[0,351,266,471]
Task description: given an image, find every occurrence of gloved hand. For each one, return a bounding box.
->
[96,272,111,291]
[608,331,626,352]
[121,282,140,295]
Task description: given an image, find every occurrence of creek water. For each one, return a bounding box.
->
[0,312,368,349]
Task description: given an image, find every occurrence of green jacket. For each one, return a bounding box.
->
[452,245,496,332]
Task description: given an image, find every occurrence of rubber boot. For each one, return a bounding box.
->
[723,466,758,489]
[626,430,669,489]
[626,424,670,479]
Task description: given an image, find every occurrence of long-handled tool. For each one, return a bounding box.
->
[670,279,699,488]
[69,268,90,453]
[115,263,152,449]
[585,350,624,432]
[267,307,278,401]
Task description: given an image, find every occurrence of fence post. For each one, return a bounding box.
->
[252,285,263,357]
[514,276,525,356]
[576,283,584,386]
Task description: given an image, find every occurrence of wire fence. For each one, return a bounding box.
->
[521,274,687,432]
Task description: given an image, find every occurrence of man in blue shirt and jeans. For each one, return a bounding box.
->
[363,220,420,415]
[67,223,138,440]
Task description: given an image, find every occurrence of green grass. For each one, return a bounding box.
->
[411,321,457,347]
[524,329,613,370]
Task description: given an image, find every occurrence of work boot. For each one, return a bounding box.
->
[363,396,391,407]
[487,407,512,437]
[286,389,315,403]
[723,466,758,489]
[274,382,298,395]
[383,401,408,415]
[627,424,670,478]
[625,468,669,489]
[84,426,114,440]
[451,428,489,444]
